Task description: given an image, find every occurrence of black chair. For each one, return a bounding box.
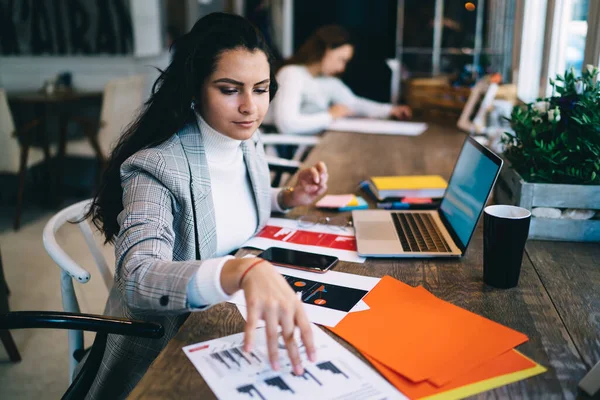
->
[0,311,163,400]
[0,245,21,362]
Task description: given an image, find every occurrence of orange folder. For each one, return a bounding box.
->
[364,350,544,399]
[330,276,529,386]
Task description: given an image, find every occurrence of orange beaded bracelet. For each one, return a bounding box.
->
[238,259,266,288]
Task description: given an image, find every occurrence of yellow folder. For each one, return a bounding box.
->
[371,175,448,190]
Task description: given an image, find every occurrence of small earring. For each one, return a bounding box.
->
[190,100,195,110]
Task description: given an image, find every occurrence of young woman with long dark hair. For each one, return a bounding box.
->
[267,25,412,135]
[84,12,325,399]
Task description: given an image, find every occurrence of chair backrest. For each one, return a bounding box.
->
[97,75,145,157]
[42,199,113,381]
[0,88,22,173]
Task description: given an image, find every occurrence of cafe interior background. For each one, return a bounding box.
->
[0,0,596,398]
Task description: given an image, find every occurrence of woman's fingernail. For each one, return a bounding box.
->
[294,364,303,375]
[273,361,280,370]
[309,351,317,362]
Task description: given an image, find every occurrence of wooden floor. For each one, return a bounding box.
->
[129,124,600,399]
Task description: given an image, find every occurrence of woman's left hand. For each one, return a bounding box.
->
[390,105,413,120]
[282,161,328,208]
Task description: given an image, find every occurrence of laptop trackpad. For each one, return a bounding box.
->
[356,221,397,241]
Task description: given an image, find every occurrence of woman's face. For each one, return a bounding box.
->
[200,48,271,140]
[320,44,354,76]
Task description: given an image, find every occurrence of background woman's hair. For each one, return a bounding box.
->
[86,12,278,243]
[282,25,351,68]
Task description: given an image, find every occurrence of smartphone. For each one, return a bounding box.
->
[258,247,339,273]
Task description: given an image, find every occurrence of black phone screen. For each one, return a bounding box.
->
[258,247,338,272]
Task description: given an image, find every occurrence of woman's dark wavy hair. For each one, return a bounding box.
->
[86,12,278,243]
[281,25,352,69]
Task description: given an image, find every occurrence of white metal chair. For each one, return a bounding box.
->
[66,75,146,164]
[0,88,54,229]
[42,199,113,381]
[261,133,320,187]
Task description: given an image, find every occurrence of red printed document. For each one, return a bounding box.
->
[243,218,365,263]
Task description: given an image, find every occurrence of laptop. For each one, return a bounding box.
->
[352,136,503,257]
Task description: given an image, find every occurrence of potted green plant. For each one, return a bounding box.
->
[495,65,600,241]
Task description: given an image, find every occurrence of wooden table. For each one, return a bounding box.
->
[129,124,600,399]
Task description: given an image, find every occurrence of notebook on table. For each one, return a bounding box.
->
[367,175,448,200]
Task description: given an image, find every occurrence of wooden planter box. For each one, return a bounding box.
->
[494,163,600,242]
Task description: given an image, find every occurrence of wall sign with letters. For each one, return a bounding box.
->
[0,0,134,55]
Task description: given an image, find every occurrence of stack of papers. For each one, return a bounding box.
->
[368,175,447,200]
[330,276,546,399]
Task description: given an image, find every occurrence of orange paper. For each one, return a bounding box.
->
[364,350,535,399]
[330,276,529,386]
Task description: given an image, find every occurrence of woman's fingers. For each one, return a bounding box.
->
[316,161,328,176]
[315,183,328,197]
[295,306,317,362]
[310,167,320,184]
[243,301,259,352]
[280,306,303,375]
[265,305,280,371]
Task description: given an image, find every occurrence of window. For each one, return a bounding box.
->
[516,0,597,100]
[398,0,516,86]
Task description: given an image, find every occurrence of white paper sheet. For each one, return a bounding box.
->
[229,266,378,327]
[182,324,406,400]
[243,218,365,264]
[328,118,428,136]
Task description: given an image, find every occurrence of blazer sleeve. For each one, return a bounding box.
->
[114,151,203,316]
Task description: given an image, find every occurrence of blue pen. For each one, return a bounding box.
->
[376,202,410,210]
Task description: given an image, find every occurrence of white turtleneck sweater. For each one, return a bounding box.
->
[187,114,285,308]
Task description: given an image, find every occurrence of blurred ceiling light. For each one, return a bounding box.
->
[465,2,476,11]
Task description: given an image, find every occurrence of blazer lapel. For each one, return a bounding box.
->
[178,123,217,260]
[242,136,271,231]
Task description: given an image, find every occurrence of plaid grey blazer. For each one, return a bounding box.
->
[86,122,272,399]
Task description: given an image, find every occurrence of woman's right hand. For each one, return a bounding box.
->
[221,258,317,375]
[328,104,353,120]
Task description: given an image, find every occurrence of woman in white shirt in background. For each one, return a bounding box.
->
[267,25,412,135]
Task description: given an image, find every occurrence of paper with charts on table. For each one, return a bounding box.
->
[182,324,405,400]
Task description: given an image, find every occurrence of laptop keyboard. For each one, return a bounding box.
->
[391,213,451,253]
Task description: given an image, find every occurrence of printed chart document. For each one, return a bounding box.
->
[243,218,365,264]
[230,266,379,327]
[328,118,428,136]
[182,324,406,400]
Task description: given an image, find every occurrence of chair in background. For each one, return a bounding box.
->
[42,199,117,381]
[1,201,163,398]
[0,89,51,230]
[66,75,146,166]
[261,131,320,187]
[0,311,163,399]
[0,245,21,362]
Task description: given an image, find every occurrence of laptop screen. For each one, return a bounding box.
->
[440,138,502,249]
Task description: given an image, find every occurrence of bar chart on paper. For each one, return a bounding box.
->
[183,325,405,400]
